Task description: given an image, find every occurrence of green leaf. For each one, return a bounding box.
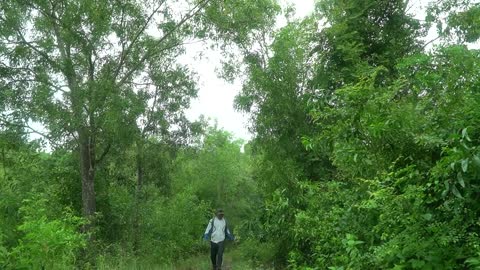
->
[462,128,471,141]
[422,213,433,221]
[411,259,426,269]
[451,184,463,199]
[462,159,469,173]
[473,155,480,168]
[450,162,456,170]
[457,172,465,188]
[466,257,480,267]
[442,180,450,197]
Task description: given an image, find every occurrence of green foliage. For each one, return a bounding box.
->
[9,196,86,269]
[448,5,480,42]
[298,46,480,268]
[95,186,209,265]
[237,238,276,267]
[467,251,480,270]
[87,126,258,266]
[0,232,6,267]
[201,0,280,44]
[235,0,480,269]
[139,189,209,263]
[172,127,256,225]
[427,0,479,43]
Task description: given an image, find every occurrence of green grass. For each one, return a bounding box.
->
[96,248,269,270]
[170,249,256,270]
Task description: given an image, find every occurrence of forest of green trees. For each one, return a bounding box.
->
[1,0,480,269]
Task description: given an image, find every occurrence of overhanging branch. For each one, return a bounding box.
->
[116,0,212,87]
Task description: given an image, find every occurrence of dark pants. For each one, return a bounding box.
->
[210,241,225,270]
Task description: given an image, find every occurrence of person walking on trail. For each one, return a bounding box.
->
[203,209,235,270]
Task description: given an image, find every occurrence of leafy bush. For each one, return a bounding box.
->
[138,188,209,263]
[238,238,276,267]
[9,196,86,269]
[0,231,6,268]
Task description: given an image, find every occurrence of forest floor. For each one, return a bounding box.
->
[97,249,261,270]
[169,249,255,270]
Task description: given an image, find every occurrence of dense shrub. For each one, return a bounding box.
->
[9,197,86,269]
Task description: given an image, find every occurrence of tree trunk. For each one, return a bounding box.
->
[133,140,144,253]
[79,128,96,236]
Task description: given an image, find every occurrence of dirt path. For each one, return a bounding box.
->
[173,249,251,270]
[222,256,233,270]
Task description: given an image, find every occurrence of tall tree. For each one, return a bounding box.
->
[0,0,212,237]
[235,0,426,264]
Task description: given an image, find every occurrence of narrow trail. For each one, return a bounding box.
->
[173,249,251,270]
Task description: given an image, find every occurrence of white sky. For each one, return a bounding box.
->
[182,0,315,142]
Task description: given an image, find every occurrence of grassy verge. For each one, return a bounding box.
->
[170,248,255,270]
[96,246,270,270]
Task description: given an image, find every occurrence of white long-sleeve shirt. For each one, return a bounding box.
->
[204,217,226,243]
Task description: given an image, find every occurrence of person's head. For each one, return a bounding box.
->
[216,209,224,220]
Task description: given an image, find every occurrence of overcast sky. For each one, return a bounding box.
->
[182,0,316,142]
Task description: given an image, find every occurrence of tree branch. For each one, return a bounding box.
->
[422,35,442,49]
[15,29,60,69]
[116,0,212,87]
[113,0,167,81]
[95,143,111,164]
[6,78,69,94]
[0,116,62,149]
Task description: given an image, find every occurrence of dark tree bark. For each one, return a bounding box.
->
[79,128,96,234]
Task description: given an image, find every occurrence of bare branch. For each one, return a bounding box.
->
[24,123,52,141]
[116,0,212,87]
[6,78,69,94]
[142,82,160,137]
[422,35,442,49]
[127,81,154,87]
[0,116,62,148]
[113,1,167,81]
[15,30,60,69]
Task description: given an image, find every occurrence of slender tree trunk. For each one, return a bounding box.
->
[79,128,96,236]
[133,140,144,253]
[1,147,7,181]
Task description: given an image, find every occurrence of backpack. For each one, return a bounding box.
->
[206,218,235,241]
